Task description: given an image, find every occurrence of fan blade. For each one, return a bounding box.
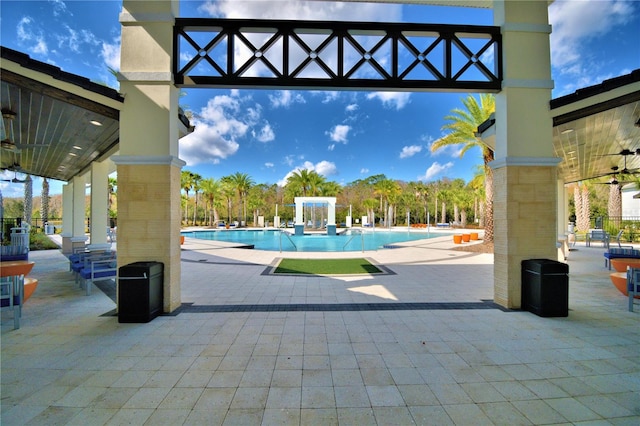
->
[597,148,640,157]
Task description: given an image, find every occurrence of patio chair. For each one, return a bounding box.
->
[586,229,610,248]
[615,230,633,249]
[627,267,640,312]
[77,254,118,296]
[107,226,117,243]
[0,277,21,329]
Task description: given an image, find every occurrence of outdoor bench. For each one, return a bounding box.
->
[604,248,640,270]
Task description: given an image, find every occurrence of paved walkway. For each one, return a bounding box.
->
[2,232,639,425]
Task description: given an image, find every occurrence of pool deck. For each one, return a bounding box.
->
[2,229,640,425]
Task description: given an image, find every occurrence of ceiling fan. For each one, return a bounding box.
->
[0,170,26,183]
[598,148,640,157]
[595,166,637,186]
[1,108,49,152]
[595,153,640,180]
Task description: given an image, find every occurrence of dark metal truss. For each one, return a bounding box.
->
[174,18,502,92]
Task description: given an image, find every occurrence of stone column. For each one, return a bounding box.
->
[114,0,184,313]
[492,0,558,309]
[61,175,89,254]
[88,160,110,249]
[61,182,73,254]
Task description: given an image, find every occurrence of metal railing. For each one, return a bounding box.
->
[279,230,297,252]
[595,216,640,242]
[343,229,365,252]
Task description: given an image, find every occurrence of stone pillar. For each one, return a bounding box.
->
[115,0,183,313]
[61,182,73,253]
[89,160,110,249]
[61,175,89,254]
[492,0,558,309]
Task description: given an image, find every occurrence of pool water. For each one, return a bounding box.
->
[182,229,446,252]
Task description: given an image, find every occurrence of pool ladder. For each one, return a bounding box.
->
[279,230,297,252]
[343,229,365,252]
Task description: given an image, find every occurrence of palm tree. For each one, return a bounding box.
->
[286,169,319,227]
[181,170,196,225]
[374,178,401,227]
[319,181,341,197]
[573,184,590,232]
[41,178,50,226]
[200,178,222,226]
[108,177,117,226]
[468,168,485,226]
[608,181,622,229]
[247,184,269,226]
[362,198,378,226]
[23,175,32,226]
[191,173,203,225]
[221,180,235,224]
[431,93,495,242]
[286,169,319,197]
[408,181,429,224]
[225,172,254,226]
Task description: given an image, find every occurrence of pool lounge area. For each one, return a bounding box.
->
[2,233,640,425]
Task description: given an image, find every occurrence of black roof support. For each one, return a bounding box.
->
[174,18,502,92]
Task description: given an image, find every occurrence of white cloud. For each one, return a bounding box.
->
[366,92,411,110]
[420,134,434,144]
[277,160,338,186]
[179,121,239,166]
[420,161,454,181]
[315,160,338,176]
[198,0,402,80]
[328,144,335,151]
[360,168,369,174]
[57,25,99,53]
[320,91,340,103]
[50,0,70,17]
[346,103,359,112]
[265,162,274,168]
[101,39,120,70]
[549,0,634,90]
[327,124,351,143]
[199,0,401,22]
[400,145,422,159]
[180,93,271,165]
[253,123,275,143]
[17,17,48,55]
[269,90,306,108]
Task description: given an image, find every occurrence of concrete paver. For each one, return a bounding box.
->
[2,231,639,425]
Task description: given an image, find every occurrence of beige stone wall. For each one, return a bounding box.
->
[493,165,558,308]
[117,164,182,312]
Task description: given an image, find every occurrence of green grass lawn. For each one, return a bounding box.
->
[274,258,382,275]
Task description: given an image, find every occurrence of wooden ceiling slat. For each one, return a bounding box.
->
[1,70,120,121]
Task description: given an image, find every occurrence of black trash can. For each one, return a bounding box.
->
[521,259,569,317]
[118,261,164,323]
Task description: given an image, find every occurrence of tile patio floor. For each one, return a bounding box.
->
[1,231,639,425]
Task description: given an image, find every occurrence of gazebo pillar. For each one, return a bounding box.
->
[492,0,559,309]
[327,199,337,235]
[114,0,184,313]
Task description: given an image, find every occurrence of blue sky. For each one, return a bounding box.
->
[1,0,639,198]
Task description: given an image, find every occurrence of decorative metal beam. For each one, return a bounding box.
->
[174,18,502,92]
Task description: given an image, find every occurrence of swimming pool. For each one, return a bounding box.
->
[182,229,447,252]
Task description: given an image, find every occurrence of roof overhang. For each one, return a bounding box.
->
[1,46,194,183]
[477,69,640,185]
